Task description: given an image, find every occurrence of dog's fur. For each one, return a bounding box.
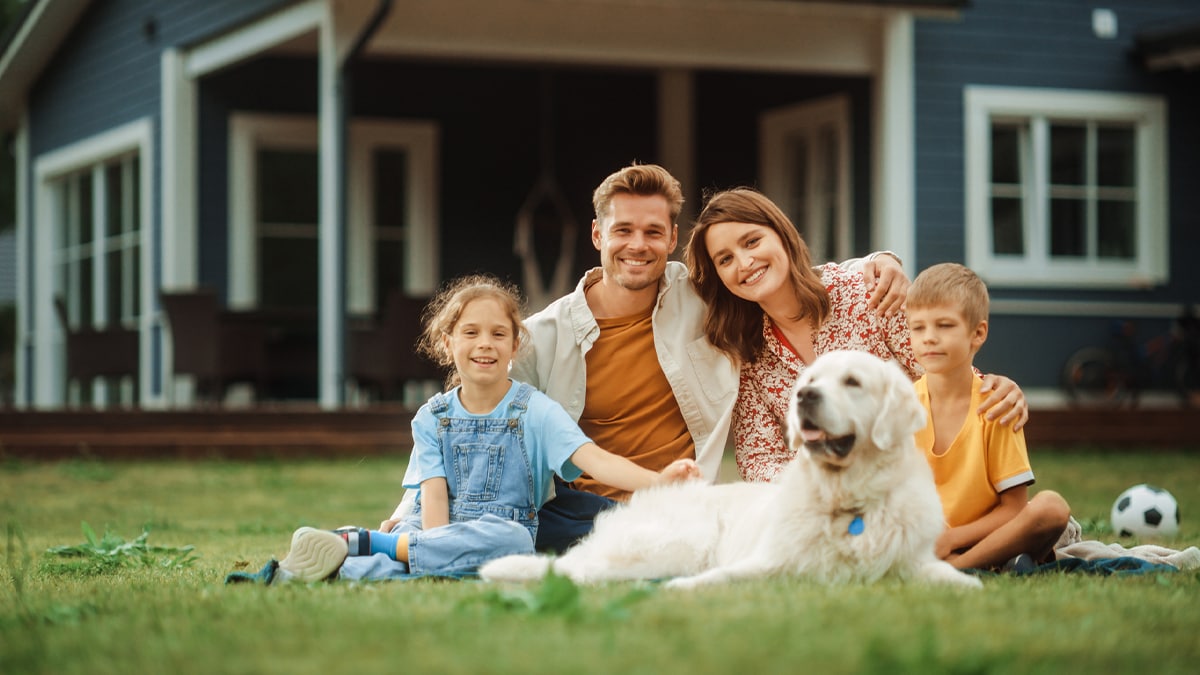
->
[481,351,981,589]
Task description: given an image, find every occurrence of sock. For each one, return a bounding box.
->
[367,531,404,561]
[335,527,372,556]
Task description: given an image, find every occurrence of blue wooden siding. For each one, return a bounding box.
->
[913,0,1200,389]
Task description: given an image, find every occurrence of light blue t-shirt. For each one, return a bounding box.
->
[402,380,588,509]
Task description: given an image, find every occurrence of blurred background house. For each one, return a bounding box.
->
[0,0,1196,411]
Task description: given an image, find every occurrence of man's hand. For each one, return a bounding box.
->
[656,458,702,485]
[979,374,1029,431]
[862,254,910,317]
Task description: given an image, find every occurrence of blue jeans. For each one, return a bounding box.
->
[338,514,534,580]
[534,479,617,553]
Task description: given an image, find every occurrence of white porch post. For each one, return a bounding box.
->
[657,69,696,237]
[873,13,915,271]
[318,6,345,408]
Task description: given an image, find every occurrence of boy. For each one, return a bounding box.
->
[907,263,1070,571]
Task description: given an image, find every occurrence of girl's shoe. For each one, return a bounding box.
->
[278,527,349,582]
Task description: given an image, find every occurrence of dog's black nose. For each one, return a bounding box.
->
[797,386,821,406]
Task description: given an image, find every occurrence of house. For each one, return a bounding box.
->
[0,0,1195,410]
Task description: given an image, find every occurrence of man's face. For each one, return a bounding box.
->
[592,193,678,293]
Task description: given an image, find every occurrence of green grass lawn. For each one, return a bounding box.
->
[3,449,1200,675]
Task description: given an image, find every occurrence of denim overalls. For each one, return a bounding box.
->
[338,384,540,580]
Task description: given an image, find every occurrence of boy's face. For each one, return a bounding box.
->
[907,303,987,375]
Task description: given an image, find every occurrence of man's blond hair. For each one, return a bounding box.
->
[908,263,989,328]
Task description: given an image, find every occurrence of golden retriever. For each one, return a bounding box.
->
[480,350,981,589]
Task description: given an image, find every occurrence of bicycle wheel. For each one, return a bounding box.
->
[1062,347,1130,407]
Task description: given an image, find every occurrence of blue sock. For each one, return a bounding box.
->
[368,530,402,559]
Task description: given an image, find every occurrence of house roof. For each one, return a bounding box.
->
[1134,18,1200,71]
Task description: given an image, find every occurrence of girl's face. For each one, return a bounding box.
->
[443,297,518,390]
[704,221,791,306]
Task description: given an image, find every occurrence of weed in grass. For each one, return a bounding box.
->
[41,521,199,575]
[58,457,115,482]
[471,569,656,622]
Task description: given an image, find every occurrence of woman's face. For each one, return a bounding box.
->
[703,221,791,306]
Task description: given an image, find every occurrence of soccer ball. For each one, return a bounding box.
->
[1110,484,1180,538]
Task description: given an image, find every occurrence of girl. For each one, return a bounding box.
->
[683,188,1024,484]
[243,274,699,584]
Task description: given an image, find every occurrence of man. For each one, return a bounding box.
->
[514,163,919,552]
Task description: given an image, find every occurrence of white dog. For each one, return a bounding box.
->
[481,350,981,589]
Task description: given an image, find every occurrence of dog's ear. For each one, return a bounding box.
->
[869,360,927,450]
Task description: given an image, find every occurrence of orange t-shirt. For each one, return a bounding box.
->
[570,309,693,500]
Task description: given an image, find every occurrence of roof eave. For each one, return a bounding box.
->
[0,0,94,131]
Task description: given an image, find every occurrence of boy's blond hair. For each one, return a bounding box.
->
[908,263,989,328]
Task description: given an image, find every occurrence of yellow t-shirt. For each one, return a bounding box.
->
[570,309,693,500]
[914,375,1034,527]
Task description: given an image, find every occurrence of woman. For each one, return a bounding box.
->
[685,188,1025,483]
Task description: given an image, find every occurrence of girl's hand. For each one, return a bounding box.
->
[656,458,701,485]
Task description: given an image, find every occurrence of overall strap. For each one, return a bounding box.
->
[428,391,451,416]
[507,382,535,417]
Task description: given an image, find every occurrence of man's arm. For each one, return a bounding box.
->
[839,252,909,317]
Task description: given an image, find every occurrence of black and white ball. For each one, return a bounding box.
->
[1111,484,1180,538]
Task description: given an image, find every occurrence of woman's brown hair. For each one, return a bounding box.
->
[684,188,830,363]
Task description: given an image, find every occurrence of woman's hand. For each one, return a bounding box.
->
[978,374,1029,431]
[656,458,702,485]
[862,254,910,317]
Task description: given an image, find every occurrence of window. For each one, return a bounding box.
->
[53,154,142,404]
[229,115,439,312]
[965,87,1167,288]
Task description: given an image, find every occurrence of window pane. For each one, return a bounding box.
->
[990,197,1024,255]
[130,247,140,318]
[258,150,318,224]
[79,257,93,324]
[259,236,317,308]
[106,162,123,237]
[1049,198,1086,257]
[1097,200,1136,259]
[990,124,1021,185]
[129,156,140,234]
[79,174,94,245]
[1097,126,1135,188]
[1049,124,1087,186]
[107,250,122,325]
[375,240,406,307]
[374,149,408,231]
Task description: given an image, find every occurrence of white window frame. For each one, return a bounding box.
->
[32,118,154,407]
[228,114,439,312]
[964,86,1168,288]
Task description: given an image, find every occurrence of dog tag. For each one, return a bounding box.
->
[848,515,864,536]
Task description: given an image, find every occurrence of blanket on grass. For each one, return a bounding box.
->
[1036,516,1200,575]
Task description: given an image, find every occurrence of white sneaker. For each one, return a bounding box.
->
[278,527,348,582]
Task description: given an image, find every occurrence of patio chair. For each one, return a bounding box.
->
[348,291,443,401]
[53,297,140,400]
[160,289,268,403]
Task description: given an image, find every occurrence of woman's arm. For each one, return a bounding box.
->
[569,443,699,493]
[978,376,1029,431]
[419,477,450,530]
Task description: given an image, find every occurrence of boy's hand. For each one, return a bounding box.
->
[656,458,701,485]
[978,374,1029,431]
[378,517,401,533]
[862,254,910,318]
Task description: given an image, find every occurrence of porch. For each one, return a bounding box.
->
[1,405,1195,461]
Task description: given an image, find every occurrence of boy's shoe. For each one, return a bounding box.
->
[1002,553,1037,574]
[225,558,279,585]
[278,527,349,582]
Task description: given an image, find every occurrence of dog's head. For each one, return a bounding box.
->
[785,351,926,470]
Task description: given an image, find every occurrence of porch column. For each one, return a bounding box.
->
[318,8,346,408]
[873,13,915,271]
